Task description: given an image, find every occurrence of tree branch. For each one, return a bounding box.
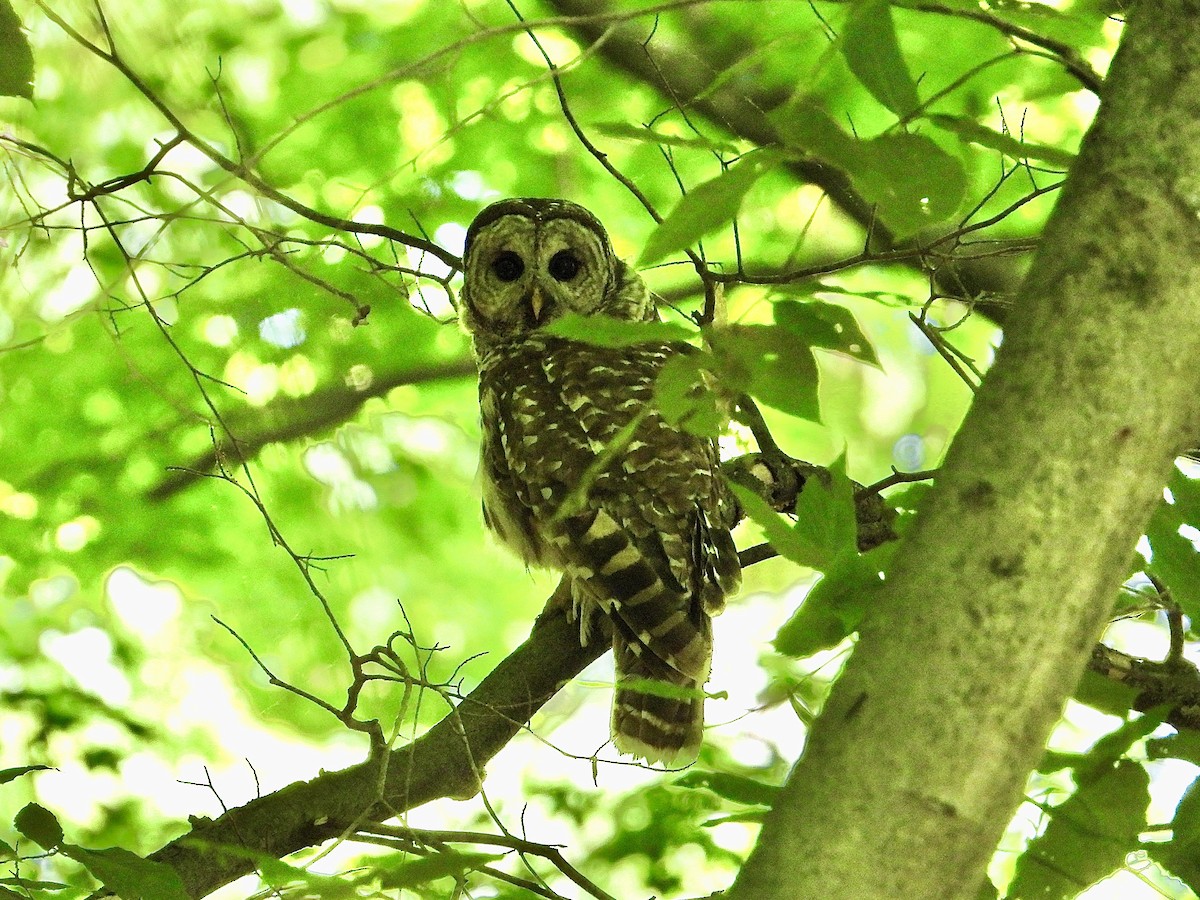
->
[1089,643,1200,732]
[147,357,477,500]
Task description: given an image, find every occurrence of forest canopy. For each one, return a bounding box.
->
[5,1,1200,899]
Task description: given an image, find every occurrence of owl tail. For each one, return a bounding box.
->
[611,637,707,766]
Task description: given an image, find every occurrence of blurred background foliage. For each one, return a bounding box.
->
[3,0,1195,898]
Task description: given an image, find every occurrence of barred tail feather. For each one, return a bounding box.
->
[564,508,710,678]
[562,506,721,763]
[611,637,705,765]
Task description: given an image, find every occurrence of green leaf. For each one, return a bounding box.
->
[543,312,694,348]
[841,0,920,117]
[1075,709,1169,784]
[773,545,891,657]
[179,840,357,896]
[772,565,862,657]
[774,102,966,238]
[791,459,859,568]
[1147,730,1200,768]
[1073,667,1138,718]
[774,300,880,367]
[638,151,779,265]
[711,324,820,421]
[1036,711,1168,780]
[0,765,53,786]
[855,132,967,238]
[1150,772,1200,889]
[62,845,189,900]
[1008,760,1149,899]
[654,352,724,438]
[0,883,70,897]
[729,483,818,569]
[591,121,738,153]
[1145,468,1200,619]
[674,771,779,806]
[927,114,1076,169]
[0,0,33,100]
[257,857,358,896]
[1036,749,1081,775]
[731,462,858,573]
[771,99,861,165]
[378,851,505,889]
[767,463,888,657]
[13,803,62,849]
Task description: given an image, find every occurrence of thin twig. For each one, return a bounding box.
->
[855,467,939,499]
[360,825,618,900]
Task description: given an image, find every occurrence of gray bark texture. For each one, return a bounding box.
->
[728,3,1200,898]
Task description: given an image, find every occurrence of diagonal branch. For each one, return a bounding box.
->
[129,444,1199,898]
[146,357,477,500]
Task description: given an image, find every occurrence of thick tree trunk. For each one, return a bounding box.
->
[729,3,1200,898]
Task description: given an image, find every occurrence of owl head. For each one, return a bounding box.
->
[460,198,653,352]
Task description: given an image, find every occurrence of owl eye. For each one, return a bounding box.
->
[548,250,581,282]
[491,251,525,282]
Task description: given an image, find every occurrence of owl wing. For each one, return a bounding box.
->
[480,334,740,762]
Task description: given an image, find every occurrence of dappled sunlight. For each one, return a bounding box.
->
[2,1,1195,898]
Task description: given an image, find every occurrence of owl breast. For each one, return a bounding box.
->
[477,333,730,594]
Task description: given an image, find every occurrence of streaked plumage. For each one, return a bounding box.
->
[461,198,740,764]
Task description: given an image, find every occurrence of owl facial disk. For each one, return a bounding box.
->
[462,199,634,343]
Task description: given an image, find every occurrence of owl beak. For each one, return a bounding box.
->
[528,285,546,322]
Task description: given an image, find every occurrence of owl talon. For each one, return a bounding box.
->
[569,592,599,647]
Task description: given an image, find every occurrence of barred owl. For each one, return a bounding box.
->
[460,198,740,764]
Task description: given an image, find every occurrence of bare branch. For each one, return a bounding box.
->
[358,825,618,900]
[147,358,477,500]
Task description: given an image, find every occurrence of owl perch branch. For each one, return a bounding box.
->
[1088,644,1200,733]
